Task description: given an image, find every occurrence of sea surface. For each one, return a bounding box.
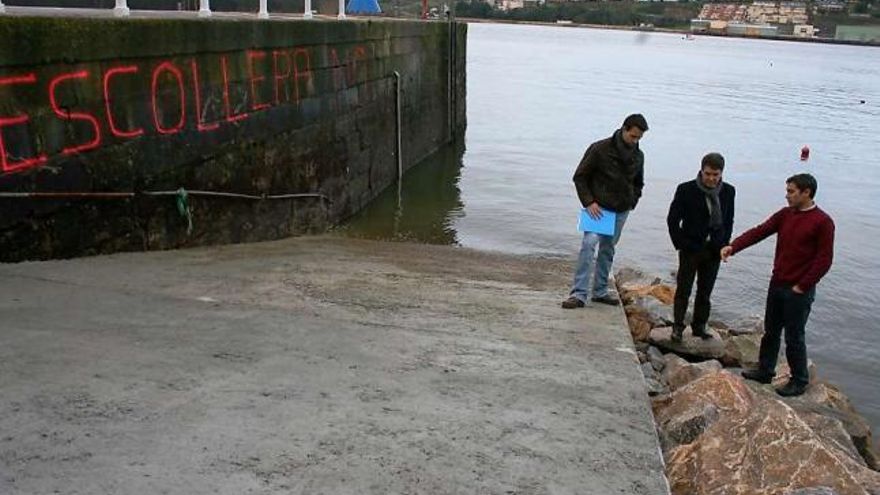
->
[344,23,880,437]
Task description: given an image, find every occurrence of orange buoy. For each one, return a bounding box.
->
[800,145,810,162]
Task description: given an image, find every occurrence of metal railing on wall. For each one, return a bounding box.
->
[165,0,348,19]
[0,0,347,19]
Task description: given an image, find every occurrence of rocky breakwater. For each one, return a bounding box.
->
[616,268,880,495]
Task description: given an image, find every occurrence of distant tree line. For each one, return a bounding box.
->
[454,0,700,28]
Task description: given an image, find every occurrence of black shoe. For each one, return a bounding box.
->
[591,294,620,306]
[741,368,773,384]
[776,380,807,397]
[561,296,585,309]
[691,327,713,340]
[671,326,684,343]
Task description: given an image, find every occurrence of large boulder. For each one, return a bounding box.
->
[661,354,724,392]
[617,270,678,343]
[615,267,658,289]
[656,372,880,495]
[621,285,676,307]
[625,294,674,326]
[615,267,674,305]
[649,326,726,361]
[649,284,675,305]
[795,410,868,467]
[624,307,654,342]
[656,369,754,417]
[798,382,880,471]
[720,332,763,368]
[727,314,765,335]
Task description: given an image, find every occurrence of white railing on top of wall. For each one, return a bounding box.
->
[0,0,346,19]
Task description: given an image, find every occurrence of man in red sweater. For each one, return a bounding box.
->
[720,173,834,397]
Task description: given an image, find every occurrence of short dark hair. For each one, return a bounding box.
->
[622,114,649,132]
[786,173,818,199]
[701,152,725,171]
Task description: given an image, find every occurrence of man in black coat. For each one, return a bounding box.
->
[666,153,735,341]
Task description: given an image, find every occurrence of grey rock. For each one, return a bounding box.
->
[720,333,763,368]
[615,267,653,287]
[728,315,764,336]
[630,295,674,328]
[647,346,665,372]
[708,319,729,330]
[649,326,725,360]
[645,377,668,397]
[641,361,658,381]
[661,356,723,391]
[783,488,840,495]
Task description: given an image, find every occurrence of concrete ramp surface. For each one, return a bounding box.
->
[0,236,667,494]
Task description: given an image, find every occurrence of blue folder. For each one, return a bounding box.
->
[577,207,616,236]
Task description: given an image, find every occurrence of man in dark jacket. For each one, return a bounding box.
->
[722,173,834,397]
[562,114,648,309]
[666,152,735,341]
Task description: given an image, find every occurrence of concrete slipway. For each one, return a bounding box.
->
[0,236,668,494]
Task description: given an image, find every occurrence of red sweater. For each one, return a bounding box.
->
[730,206,834,291]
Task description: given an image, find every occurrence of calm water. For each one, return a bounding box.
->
[345,23,880,436]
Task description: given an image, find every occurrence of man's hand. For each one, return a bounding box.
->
[792,285,804,294]
[720,245,733,262]
[587,202,603,220]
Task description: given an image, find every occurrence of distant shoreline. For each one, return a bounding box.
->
[457,16,880,48]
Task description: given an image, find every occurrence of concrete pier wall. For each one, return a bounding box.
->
[0,16,466,261]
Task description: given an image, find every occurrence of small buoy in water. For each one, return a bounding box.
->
[860,100,866,104]
[800,145,810,162]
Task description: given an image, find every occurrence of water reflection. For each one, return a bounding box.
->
[341,139,466,244]
[342,24,880,438]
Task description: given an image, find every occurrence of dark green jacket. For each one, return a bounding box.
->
[572,134,644,213]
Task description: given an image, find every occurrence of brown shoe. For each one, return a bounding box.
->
[561,296,585,309]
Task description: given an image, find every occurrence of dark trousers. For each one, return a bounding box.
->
[673,245,721,333]
[758,284,815,386]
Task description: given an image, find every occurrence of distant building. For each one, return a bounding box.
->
[496,0,524,9]
[697,3,748,21]
[746,1,808,25]
[792,24,819,37]
[835,25,880,42]
[814,0,846,13]
[691,19,712,32]
[727,21,779,36]
[691,19,729,34]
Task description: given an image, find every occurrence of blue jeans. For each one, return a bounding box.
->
[569,210,629,302]
[758,284,815,386]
